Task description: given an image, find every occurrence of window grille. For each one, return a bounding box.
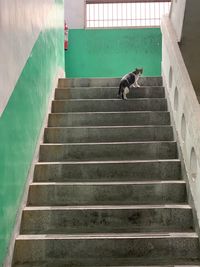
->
[86,1,171,28]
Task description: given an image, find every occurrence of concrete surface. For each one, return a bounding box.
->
[12,77,200,266]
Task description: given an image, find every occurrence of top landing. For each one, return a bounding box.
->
[58,77,163,88]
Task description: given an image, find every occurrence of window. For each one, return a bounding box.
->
[86,0,171,28]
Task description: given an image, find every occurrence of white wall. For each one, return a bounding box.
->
[0,0,55,116]
[170,0,186,41]
[161,16,200,235]
[64,0,85,29]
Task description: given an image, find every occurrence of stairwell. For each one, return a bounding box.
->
[12,77,200,266]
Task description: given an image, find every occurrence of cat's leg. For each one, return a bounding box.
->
[135,82,140,87]
[133,81,140,87]
[123,87,129,100]
[134,77,140,87]
[132,82,140,87]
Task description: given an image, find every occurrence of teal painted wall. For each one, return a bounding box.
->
[65,28,161,78]
[0,12,64,267]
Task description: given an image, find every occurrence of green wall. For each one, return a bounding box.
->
[65,28,161,78]
[0,24,64,267]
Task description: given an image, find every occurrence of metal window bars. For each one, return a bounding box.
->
[85,0,171,28]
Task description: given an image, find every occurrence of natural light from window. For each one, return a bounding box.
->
[86,2,171,28]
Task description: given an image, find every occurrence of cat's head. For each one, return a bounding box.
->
[133,68,143,76]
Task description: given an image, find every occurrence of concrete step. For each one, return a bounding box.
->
[13,233,200,266]
[12,264,200,267]
[12,265,200,267]
[58,77,163,88]
[20,205,193,235]
[51,99,168,113]
[33,160,181,182]
[48,111,171,127]
[44,126,174,143]
[55,86,165,99]
[28,180,187,206]
[39,142,178,162]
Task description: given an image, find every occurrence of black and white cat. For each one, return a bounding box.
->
[118,68,143,100]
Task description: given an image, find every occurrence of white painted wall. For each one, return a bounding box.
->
[170,0,186,41]
[161,16,200,235]
[64,0,85,29]
[0,0,55,117]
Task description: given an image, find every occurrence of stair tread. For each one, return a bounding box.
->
[58,77,163,86]
[36,159,181,164]
[46,125,172,128]
[13,264,200,267]
[48,113,171,127]
[83,266,200,267]
[53,98,166,101]
[41,141,176,145]
[16,232,198,240]
[56,86,165,89]
[24,204,191,211]
[31,180,186,185]
[49,110,170,114]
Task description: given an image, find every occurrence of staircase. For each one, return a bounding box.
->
[12,77,200,266]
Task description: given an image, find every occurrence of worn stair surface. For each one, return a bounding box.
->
[12,78,200,266]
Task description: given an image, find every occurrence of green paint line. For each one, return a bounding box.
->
[0,27,64,265]
[65,28,161,78]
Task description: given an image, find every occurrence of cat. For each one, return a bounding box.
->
[118,68,143,100]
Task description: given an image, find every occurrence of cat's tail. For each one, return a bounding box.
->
[118,83,123,99]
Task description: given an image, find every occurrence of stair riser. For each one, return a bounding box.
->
[21,208,193,235]
[55,87,165,99]
[44,126,174,143]
[52,99,167,113]
[48,112,171,127]
[28,182,186,206]
[39,143,178,162]
[13,237,200,265]
[58,77,163,88]
[33,161,181,182]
